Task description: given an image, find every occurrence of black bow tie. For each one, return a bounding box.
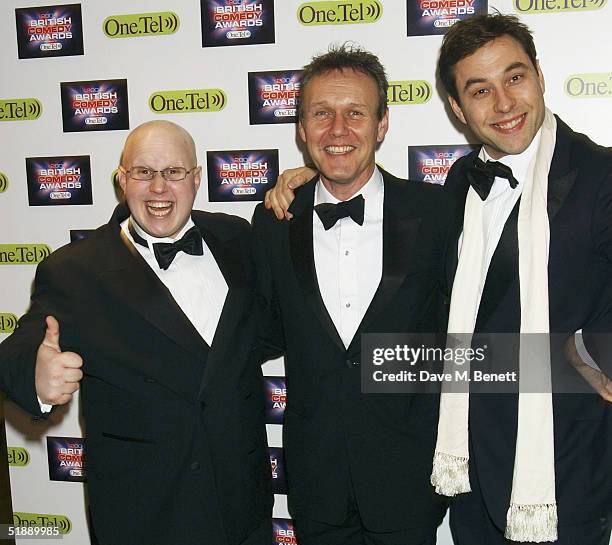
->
[465,156,518,201]
[129,222,203,270]
[314,194,365,230]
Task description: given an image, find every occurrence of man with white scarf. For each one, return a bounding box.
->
[431,13,612,545]
[265,13,611,545]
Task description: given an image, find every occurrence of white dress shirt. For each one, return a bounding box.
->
[313,168,384,348]
[459,128,542,296]
[121,217,228,346]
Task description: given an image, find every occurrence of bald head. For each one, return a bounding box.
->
[118,119,202,239]
[121,120,197,167]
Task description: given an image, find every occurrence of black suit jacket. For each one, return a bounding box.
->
[444,117,612,529]
[0,203,272,545]
[252,169,450,533]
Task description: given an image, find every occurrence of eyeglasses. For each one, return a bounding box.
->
[123,166,198,182]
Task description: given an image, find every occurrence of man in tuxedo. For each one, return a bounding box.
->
[430,14,611,545]
[0,121,273,545]
[253,45,449,545]
[265,16,610,545]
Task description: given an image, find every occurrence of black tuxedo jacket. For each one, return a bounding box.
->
[0,203,272,545]
[252,169,450,533]
[444,117,612,529]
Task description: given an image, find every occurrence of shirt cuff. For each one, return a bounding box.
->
[37,396,52,413]
[574,329,600,370]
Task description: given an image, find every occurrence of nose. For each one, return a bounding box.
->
[149,171,168,193]
[330,113,349,137]
[494,87,516,114]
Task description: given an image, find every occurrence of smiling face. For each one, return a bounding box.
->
[448,35,546,160]
[298,68,389,198]
[118,121,201,239]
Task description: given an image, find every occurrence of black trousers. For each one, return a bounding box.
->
[450,485,611,545]
[295,494,437,545]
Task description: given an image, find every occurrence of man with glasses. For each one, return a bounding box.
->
[0,120,273,545]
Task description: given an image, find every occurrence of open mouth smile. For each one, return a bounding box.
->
[492,114,526,133]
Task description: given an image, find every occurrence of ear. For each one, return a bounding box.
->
[298,119,307,143]
[376,109,390,143]
[117,166,128,194]
[193,166,202,191]
[448,95,467,126]
[536,61,545,93]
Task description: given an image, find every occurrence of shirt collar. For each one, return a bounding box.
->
[314,166,383,206]
[130,216,195,250]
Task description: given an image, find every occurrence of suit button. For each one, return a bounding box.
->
[346,360,360,368]
[190,461,200,471]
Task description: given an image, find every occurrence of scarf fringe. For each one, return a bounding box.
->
[505,503,558,543]
[430,451,471,496]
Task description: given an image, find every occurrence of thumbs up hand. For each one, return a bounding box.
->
[35,316,83,406]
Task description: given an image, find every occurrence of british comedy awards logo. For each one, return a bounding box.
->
[408,145,477,185]
[264,376,286,424]
[15,4,84,59]
[47,437,85,482]
[269,446,287,494]
[26,156,92,206]
[248,70,301,125]
[70,230,95,242]
[60,79,129,132]
[273,519,297,545]
[201,0,275,47]
[207,149,278,202]
[406,0,486,36]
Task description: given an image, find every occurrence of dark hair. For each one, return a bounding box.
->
[298,42,388,120]
[437,14,538,102]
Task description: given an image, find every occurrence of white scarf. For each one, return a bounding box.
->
[431,109,558,542]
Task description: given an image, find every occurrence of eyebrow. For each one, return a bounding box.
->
[306,100,368,109]
[462,61,531,93]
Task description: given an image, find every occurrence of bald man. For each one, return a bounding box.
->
[0,121,273,545]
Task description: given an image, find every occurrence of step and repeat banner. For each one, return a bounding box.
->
[1,1,610,543]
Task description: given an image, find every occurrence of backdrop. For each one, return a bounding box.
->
[1,0,610,543]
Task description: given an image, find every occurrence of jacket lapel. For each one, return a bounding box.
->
[444,151,474,295]
[547,116,578,223]
[445,117,579,308]
[346,170,423,355]
[288,180,346,353]
[97,204,211,365]
[198,217,249,392]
